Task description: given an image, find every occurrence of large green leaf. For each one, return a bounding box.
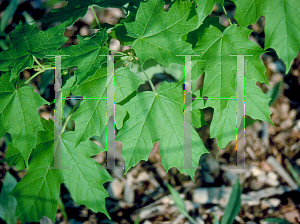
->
[193,25,272,149]
[40,0,141,28]
[67,66,143,144]
[64,68,107,146]
[115,82,208,180]
[124,0,199,67]
[232,0,300,72]
[0,72,49,165]
[61,131,113,218]
[0,22,67,81]
[60,30,109,84]
[9,118,63,223]
[10,119,113,223]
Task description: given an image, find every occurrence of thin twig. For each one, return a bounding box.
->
[24,67,55,85]
[60,100,81,134]
[90,5,101,29]
[222,5,232,25]
[110,48,127,56]
[134,58,156,93]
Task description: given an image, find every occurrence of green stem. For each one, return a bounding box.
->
[90,5,101,29]
[58,197,68,221]
[222,5,232,25]
[32,55,44,68]
[24,67,55,85]
[134,58,156,93]
[60,100,80,135]
[24,70,43,84]
[109,48,127,56]
[25,65,42,69]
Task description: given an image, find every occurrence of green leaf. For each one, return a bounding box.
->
[231,0,265,27]
[5,142,26,170]
[232,0,300,72]
[68,66,142,143]
[213,212,220,224]
[176,59,205,89]
[115,82,208,180]
[0,172,18,224]
[167,184,198,224]
[0,22,67,81]
[0,113,5,139]
[66,67,107,97]
[182,17,226,48]
[220,178,242,224]
[72,100,107,146]
[10,118,113,223]
[167,184,187,213]
[262,218,293,224]
[0,72,49,166]
[115,67,144,103]
[194,0,223,24]
[266,80,282,106]
[115,104,128,130]
[124,0,199,67]
[0,0,22,33]
[191,108,207,129]
[10,118,63,223]
[40,0,137,28]
[61,131,113,218]
[64,68,108,145]
[60,30,109,84]
[193,25,272,149]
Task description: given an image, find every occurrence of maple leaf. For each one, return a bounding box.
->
[115,67,144,103]
[61,131,113,218]
[60,30,109,84]
[72,100,106,146]
[10,119,113,223]
[5,142,26,171]
[232,0,300,71]
[9,118,63,223]
[115,82,208,180]
[176,59,205,89]
[40,0,139,28]
[0,72,49,165]
[194,0,224,24]
[115,104,128,130]
[64,67,142,144]
[63,68,107,145]
[124,0,199,67]
[193,25,272,149]
[0,22,67,81]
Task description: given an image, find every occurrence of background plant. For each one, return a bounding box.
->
[0,0,299,222]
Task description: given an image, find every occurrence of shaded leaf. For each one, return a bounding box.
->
[0,172,18,224]
[0,22,67,80]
